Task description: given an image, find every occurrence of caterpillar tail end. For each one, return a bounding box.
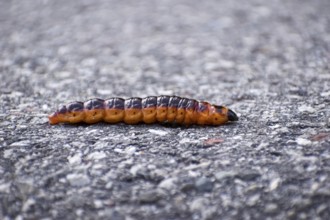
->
[227,109,238,122]
[48,113,59,125]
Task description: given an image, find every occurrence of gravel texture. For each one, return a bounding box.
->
[1,0,330,219]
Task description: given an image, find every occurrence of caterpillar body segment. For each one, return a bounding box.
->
[48,96,238,126]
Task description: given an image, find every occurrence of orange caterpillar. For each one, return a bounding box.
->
[48,96,238,126]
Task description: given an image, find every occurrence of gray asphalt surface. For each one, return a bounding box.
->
[1,0,330,219]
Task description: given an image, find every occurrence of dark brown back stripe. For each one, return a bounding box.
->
[67,102,84,112]
[157,95,170,107]
[142,96,157,108]
[168,96,181,108]
[125,97,142,109]
[84,98,104,110]
[104,98,125,110]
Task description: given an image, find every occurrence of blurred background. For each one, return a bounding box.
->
[0,0,330,120]
[1,0,329,111]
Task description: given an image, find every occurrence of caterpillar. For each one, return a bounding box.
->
[48,96,238,126]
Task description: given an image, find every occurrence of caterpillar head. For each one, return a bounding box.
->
[227,108,239,122]
[211,105,238,125]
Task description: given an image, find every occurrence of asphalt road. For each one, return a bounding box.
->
[1,0,330,219]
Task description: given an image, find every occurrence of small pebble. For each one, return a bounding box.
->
[3,149,13,159]
[195,177,213,192]
[269,178,281,191]
[296,138,312,146]
[0,183,11,193]
[130,164,144,176]
[94,200,103,209]
[298,105,316,113]
[67,174,90,186]
[10,140,31,147]
[125,146,137,154]
[265,203,278,213]
[67,153,82,164]
[237,171,260,181]
[148,129,169,136]
[214,171,237,180]
[22,198,36,212]
[190,198,208,211]
[87,151,107,160]
[137,190,161,203]
[158,177,177,190]
[247,194,260,206]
